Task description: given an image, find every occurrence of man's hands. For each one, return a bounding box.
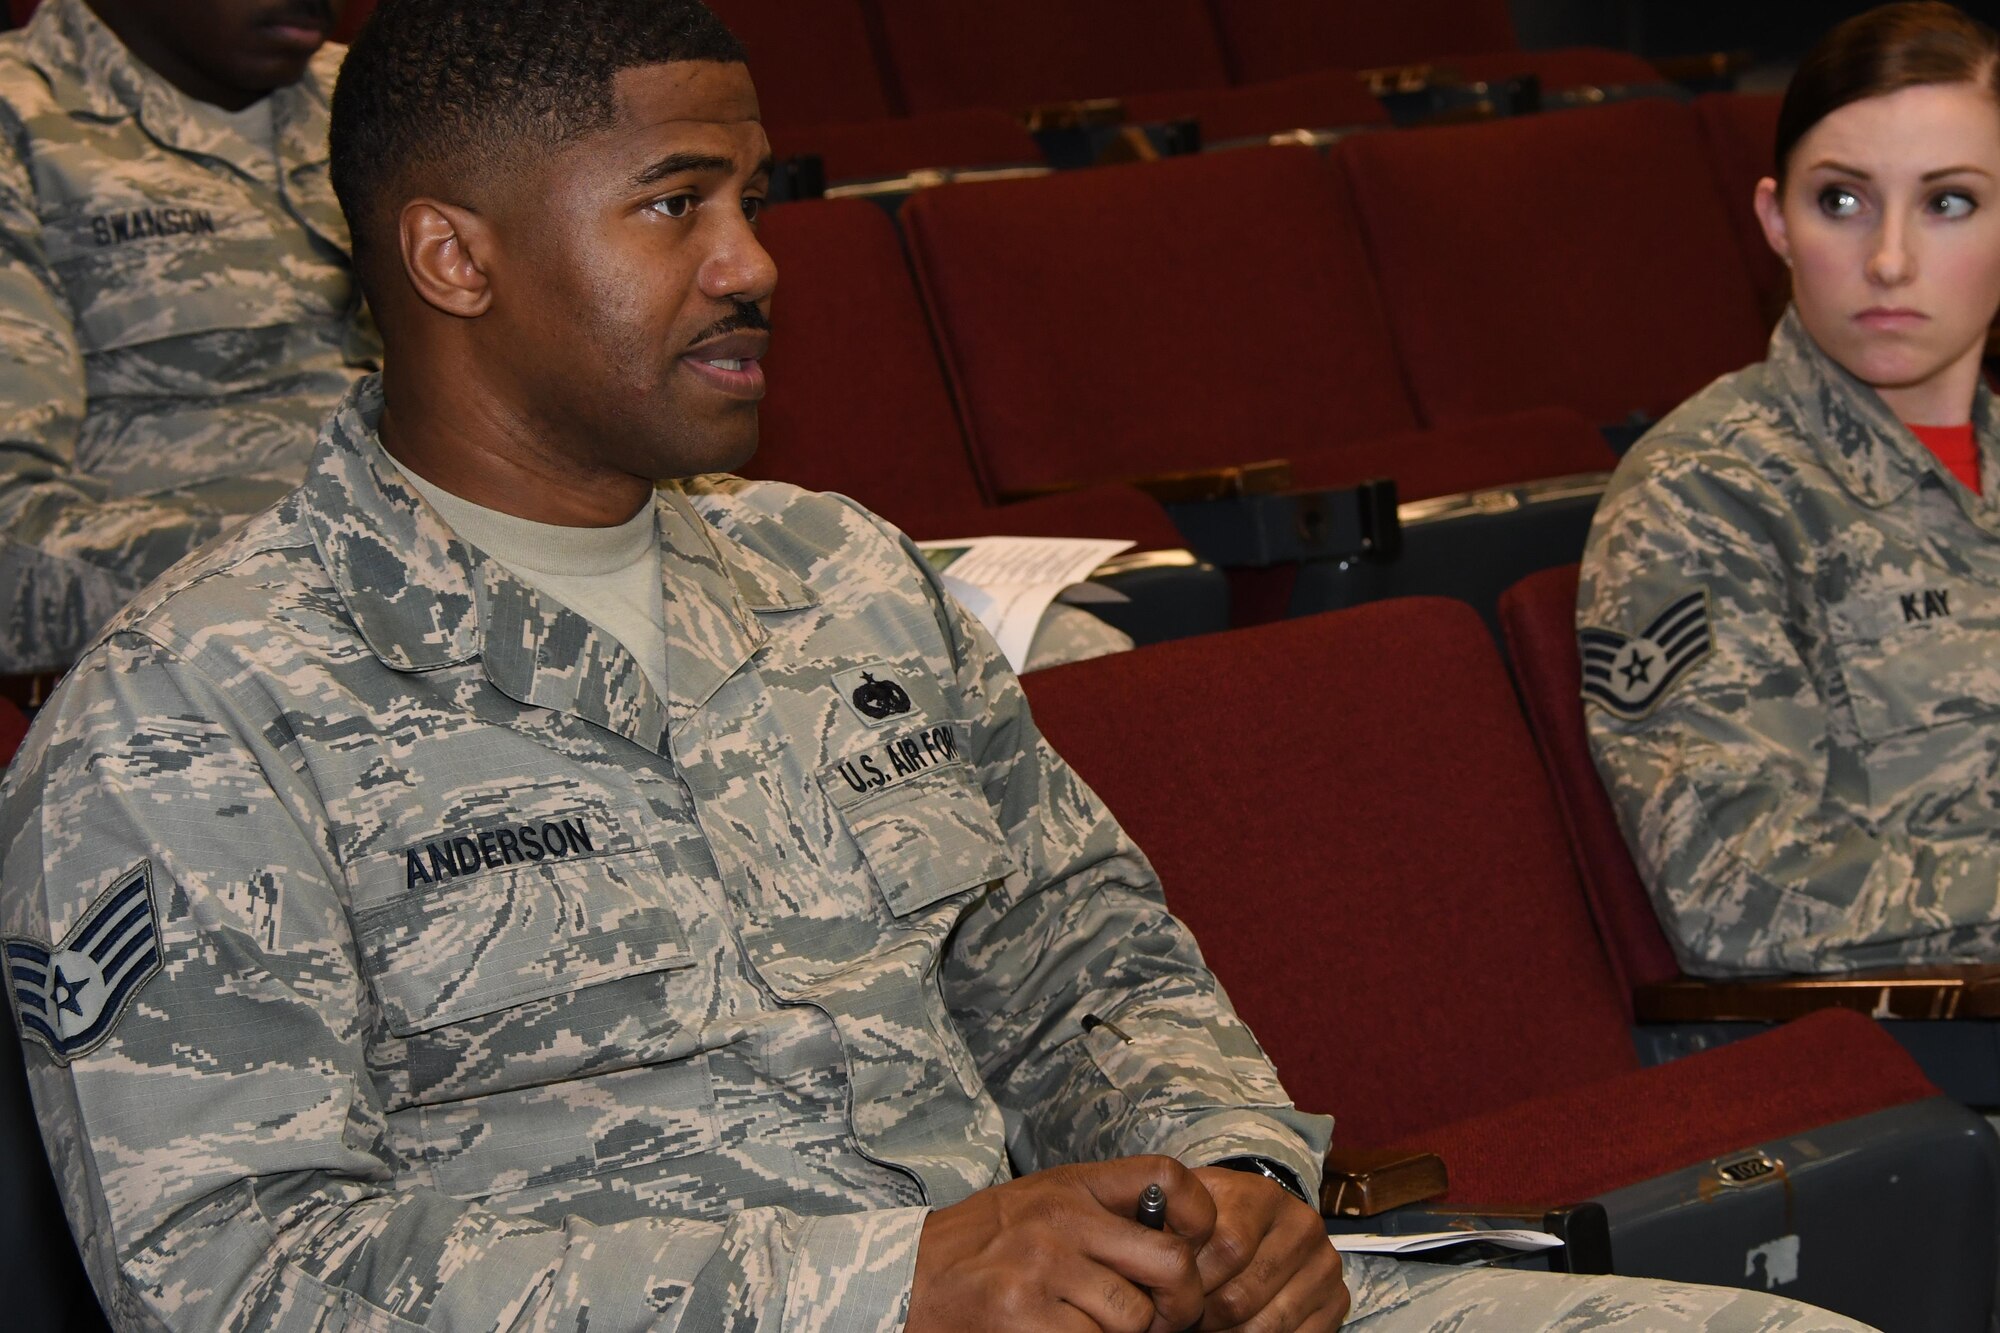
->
[1190,1166,1348,1332]
[908,1156,1215,1333]
[906,1157,1349,1333]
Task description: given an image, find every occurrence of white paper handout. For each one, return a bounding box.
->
[1328,1229,1562,1257]
[916,537,1133,671]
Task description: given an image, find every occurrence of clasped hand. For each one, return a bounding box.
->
[908,1156,1349,1333]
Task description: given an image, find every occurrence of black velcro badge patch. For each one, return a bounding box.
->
[834,662,916,726]
[1580,590,1713,720]
[7,862,163,1065]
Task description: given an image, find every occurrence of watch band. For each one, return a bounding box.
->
[1213,1155,1314,1208]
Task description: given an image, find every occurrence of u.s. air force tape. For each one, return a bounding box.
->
[7,861,163,1065]
[1580,589,1712,720]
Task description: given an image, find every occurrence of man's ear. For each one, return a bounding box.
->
[1753,176,1792,269]
[398,199,496,318]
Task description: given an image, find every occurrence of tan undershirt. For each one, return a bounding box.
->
[396,466,670,699]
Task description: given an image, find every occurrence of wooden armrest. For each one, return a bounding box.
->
[1356,63,1462,97]
[1021,98,1125,132]
[1650,50,1752,85]
[1001,460,1293,506]
[1634,963,2000,1023]
[1125,459,1293,504]
[1320,1147,1449,1218]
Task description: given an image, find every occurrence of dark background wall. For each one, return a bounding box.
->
[1516,0,2000,59]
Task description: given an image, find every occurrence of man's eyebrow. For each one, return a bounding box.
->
[629,152,737,188]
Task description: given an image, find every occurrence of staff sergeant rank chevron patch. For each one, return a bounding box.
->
[1580,589,1713,720]
[7,862,162,1065]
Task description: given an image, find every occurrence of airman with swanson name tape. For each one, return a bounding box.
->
[1583,3,2000,977]
[3,1,1872,1328]
[0,0,377,678]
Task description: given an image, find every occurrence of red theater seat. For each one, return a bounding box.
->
[333,1,374,43]
[1338,98,1770,429]
[767,108,1042,184]
[749,197,1184,551]
[0,698,25,769]
[1022,601,1996,1325]
[705,0,896,128]
[1496,564,1681,1002]
[1446,46,1665,91]
[1501,561,2000,1134]
[1697,92,1790,326]
[1209,0,1521,81]
[900,145,1612,503]
[1123,68,1390,143]
[873,0,1231,115]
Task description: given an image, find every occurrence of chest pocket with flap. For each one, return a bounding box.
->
[351,815,695,1038]
[817,724,1016,919]
[1828,583,2000,746]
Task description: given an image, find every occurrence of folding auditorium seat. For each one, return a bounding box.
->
[1022,601,1998,1331]
[901,146,1610,504]
[1498,565,2000,1104]
[899,145,1617,624]
[1,697,25,768]
[1696,92,1791,327]
[704,0,1046,186]
[704,0,900,130]
[1122,68,1390,146]
[1206,0,1664,98]
[332,0,376,43]
[1339,98,1772,435]
[747,196,1227,641]
[871,0,1232,116]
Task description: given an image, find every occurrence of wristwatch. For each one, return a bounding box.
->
[1213,1155,1314,1208]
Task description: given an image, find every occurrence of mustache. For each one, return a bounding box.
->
[688,303,770,346]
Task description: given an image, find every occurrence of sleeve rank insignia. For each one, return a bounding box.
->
[7,862,163,1065]
[1580,589,1713,720]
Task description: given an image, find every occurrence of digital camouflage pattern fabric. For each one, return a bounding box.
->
[0,0,376,675]
[0,376,1879,1330]
[1,374,1327,1328]
[1582,307,2000,977]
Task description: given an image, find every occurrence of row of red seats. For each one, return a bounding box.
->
[715,1,1659,126]
[1027,592,1995,1327]
[744,95,1784,569]
[281,0,1668,183]
[711,0,1665,181]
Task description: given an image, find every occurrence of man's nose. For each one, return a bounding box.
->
[702,219,778,306]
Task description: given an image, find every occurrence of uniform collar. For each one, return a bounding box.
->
[25,0,337,182]
[302,376,816,749]
[1768,303,2000,514]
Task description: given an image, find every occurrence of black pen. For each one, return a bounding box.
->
[1136,1182,1167,1230]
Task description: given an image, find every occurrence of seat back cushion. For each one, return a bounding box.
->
[902,146,1416,498]
[1022,599,1640,1146]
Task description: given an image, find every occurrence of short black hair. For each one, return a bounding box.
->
[329,0,746,271]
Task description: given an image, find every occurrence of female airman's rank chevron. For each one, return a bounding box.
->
[1580,589,1713,720]
[6,862,162,1065]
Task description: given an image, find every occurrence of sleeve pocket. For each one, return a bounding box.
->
[817,763,1016,918]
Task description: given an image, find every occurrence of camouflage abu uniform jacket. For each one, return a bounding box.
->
[1580,307,2000,977]
[0,375,1329,1330]
[0,0,376,676]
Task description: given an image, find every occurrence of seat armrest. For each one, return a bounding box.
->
[998,460,1292,506]
[1021,98,1126,132]
[1356,63,1461,98]
[1650,50,1751,87]
[1320,1147,1449,1218]
[1634,963,2000,1023]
